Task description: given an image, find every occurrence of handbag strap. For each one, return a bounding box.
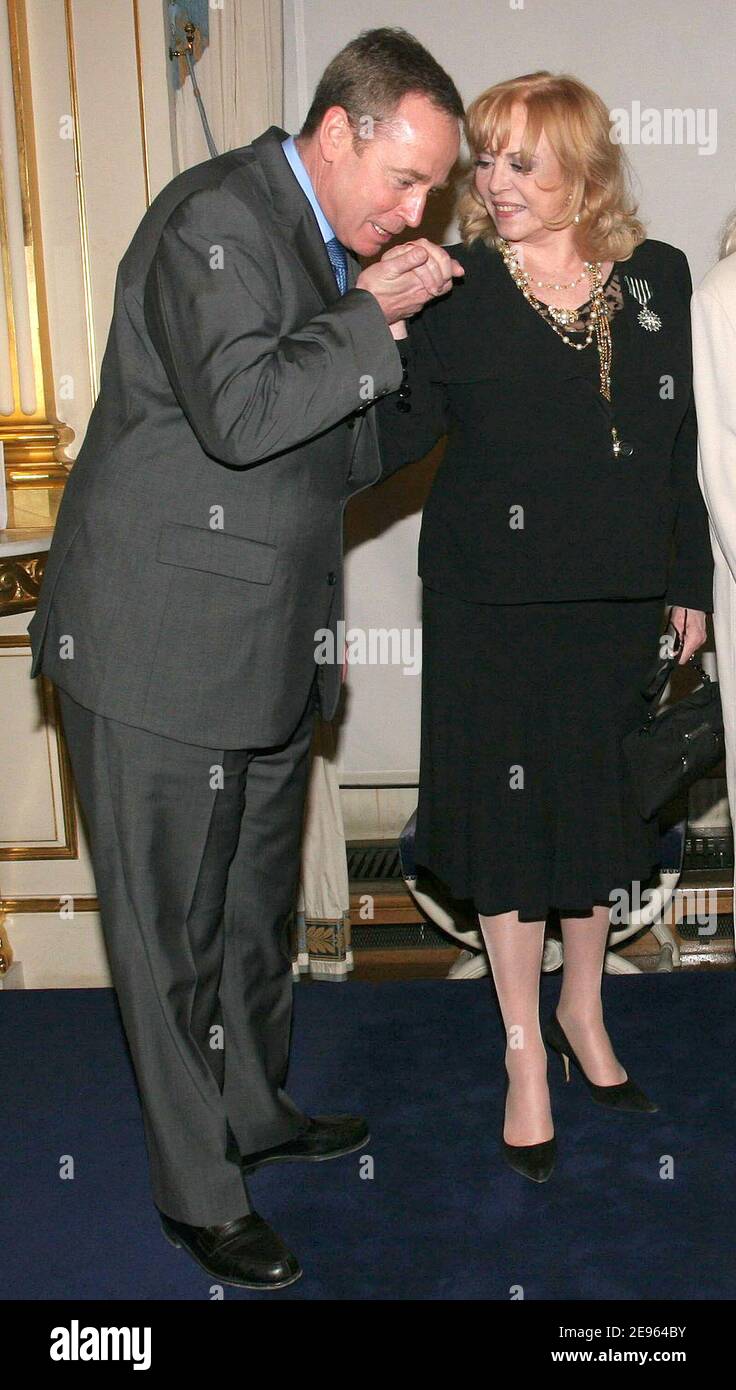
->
[643,651,712,706]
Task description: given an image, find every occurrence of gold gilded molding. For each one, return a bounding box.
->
[0,111,21,419]
[0,916,13,972]
[0,895,98,914]
[62,0,97,406]
[131,0,151,208]
[1,1,74,482]
[0,635,78,860]
[0,548,46,614]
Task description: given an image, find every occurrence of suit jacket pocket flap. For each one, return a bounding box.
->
[157,522,278,584]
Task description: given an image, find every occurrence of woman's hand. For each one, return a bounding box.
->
[667,605,708,663]
[356,238,463,326]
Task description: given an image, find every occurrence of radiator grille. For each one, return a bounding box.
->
[347,842,402,880]
[678,912,734,942]
[351,923,456,950]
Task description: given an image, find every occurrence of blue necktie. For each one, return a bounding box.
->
[326,236,348,295]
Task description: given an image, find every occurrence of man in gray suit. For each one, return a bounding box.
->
[29,28,463,1287]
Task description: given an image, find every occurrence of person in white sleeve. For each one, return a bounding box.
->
[691,213,736,943]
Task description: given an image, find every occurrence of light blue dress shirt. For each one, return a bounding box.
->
[281,134,336,244]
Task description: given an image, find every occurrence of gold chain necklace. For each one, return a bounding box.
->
[498,238,631,458]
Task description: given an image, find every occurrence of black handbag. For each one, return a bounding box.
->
[622,639,725,821]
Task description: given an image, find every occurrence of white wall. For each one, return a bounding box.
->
[284,0,736,789]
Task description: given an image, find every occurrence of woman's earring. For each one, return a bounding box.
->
[573,213,581,224]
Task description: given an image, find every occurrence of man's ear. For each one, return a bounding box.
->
[318,106,353,161]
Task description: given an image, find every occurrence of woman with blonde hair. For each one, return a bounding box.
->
[376,72,712,1180]
[691,212,736,941]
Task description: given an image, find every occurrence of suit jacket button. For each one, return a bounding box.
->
[327,571,337,585]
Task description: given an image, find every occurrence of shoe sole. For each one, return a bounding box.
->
[241,1130,370,1175]
[160,1225,303,1290]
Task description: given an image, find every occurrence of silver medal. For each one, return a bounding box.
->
[624,275,662,332]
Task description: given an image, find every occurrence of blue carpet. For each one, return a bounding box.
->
[2,971,734,1300]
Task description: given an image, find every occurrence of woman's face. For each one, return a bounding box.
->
[473,102,571,244]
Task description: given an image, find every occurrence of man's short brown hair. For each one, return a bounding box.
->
[299,27,464,149]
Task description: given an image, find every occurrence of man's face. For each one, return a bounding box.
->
[314,93,461,257]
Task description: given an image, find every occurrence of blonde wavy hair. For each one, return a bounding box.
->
[457,71,645,263]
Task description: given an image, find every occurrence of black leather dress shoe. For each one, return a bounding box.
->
[241,1114,370,1175]
[159,1211,302,1289]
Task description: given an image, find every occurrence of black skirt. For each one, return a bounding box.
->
[415,585,665,921]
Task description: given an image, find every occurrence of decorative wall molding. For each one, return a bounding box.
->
[0,634,78,861]
[0,548,46,614]
[0,0,73,499]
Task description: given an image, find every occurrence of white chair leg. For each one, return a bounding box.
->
[447,949,489,980]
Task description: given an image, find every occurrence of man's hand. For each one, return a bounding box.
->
[668,606,708,664]
[356,238,464,325]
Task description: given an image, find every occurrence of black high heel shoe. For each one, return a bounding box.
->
[544,1012,658,1113]
[502,1134,557,1183]
[501,1079,557,1182]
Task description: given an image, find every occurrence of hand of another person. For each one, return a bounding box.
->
[667,606,708,664]
[356,238,464,325]
[377,238,464,311]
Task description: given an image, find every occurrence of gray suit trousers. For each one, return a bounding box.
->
[58,679,319,1225]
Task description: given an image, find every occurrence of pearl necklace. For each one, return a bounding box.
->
[527,265,589,291]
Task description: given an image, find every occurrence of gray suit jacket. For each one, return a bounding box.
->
[29,126,403,748]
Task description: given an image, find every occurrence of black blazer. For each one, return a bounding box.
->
[375,237,714,613]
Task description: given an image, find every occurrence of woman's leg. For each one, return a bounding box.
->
[556,906,627,1085]
[478,911,553,1145]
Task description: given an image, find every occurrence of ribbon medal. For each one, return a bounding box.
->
[624,275,662,332]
